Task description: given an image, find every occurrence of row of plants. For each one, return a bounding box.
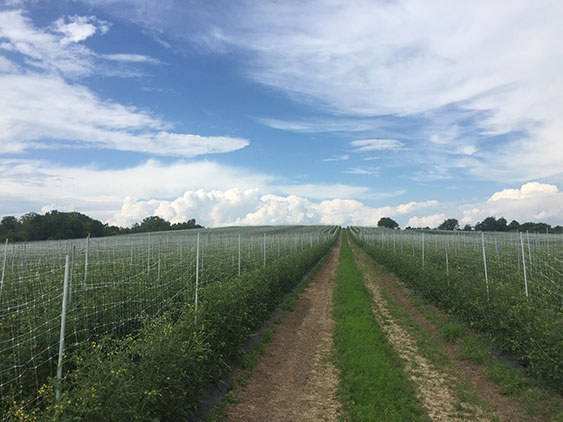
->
[2,228,338,421]
[349,228,563,393]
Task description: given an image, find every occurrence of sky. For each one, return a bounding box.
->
[0,0,562,228]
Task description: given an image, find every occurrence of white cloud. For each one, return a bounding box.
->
[0,72,248,156]
[193,0,563,182]
[0,10,249,157]
[258,117,380,133]
[407,214,446,228]
[488,182,559,201]
[0,159,273,219]
[53,15,109,45]
[275,183,372,200]
[0,9,96,76]
[351,139,403,152]
[322,154,350,162]
[108,189,443,227]
[403,182,563,227]
[344,167,379,175]
[103,53,160,64]
[0,55,17,72]
[460,182,563,225]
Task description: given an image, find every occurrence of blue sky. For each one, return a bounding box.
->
[1,0,562,227]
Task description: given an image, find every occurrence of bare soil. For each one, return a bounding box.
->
[223,238,342,422]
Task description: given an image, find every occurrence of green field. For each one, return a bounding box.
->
[0,226,338,420]
[350,227,563,391]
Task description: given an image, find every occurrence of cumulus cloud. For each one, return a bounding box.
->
[0,159,273,218]
[108,189,443,227]
[460,182,563,225]
[406,182,563,227]
[407,214,446,228]
[488,182,559,201]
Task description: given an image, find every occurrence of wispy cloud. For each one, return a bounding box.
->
[344,167,379,175]
[103,53,160,64]
[52,15,109,45]
[185,0,563,182]
[321,154,349,162]
[351,139,404,152]
[258,117,381,133]
[0,9,249,157]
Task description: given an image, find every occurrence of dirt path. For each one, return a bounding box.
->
[351,241,540,422]
[223,237,342,422]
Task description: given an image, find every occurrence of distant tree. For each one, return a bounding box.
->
[133,216,171,233]
[475,216,499,232]
[438,218,459,231]
[520,221,551,233]
[1,216,18,231]
[378,217,399,230]
[171,218,203,230]
[0,211,204,242]
[462,224,472,231]
[496,217,509,232]
[508,220,520,231]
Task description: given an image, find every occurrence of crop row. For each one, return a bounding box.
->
[350,227,563,392]
[0,226,338,421]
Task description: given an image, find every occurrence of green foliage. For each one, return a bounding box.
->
[2,228,338,420]
[333,232,426,421]
[350,231,563,392]
[438,321,466,343]
[438,218,459,231]
[0,210,204,242]
[378,217,399,230]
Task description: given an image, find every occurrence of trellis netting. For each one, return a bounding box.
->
[350,227,563,389]
[0,225,338,419]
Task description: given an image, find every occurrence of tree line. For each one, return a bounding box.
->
[0,211,203,243]
[377,216,563,233]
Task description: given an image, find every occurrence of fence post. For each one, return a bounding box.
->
[238,233,241,277]
[520,232,529,298]
[263,233,266,267]
[56,255,71,401]
[445,242,449,283]
[422,232,425,267]
[481,232,489,302]
[1,238,7,288]
[195,233,200,323]
[147,232,151,273]
[83,234,90,287]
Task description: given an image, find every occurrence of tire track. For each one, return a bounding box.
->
[351,242,490,422]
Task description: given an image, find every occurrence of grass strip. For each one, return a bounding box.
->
[333,233,427,422]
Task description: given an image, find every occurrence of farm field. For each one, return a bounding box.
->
[350,226,563,391]
[1,226,562,421]
[0,226,338,420]
[219,229,562,422]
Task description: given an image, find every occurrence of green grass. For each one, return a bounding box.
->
[332,232,427,421]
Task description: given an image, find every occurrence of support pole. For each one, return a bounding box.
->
[83,234,90,287]
[1,238,7,288]
[481,232,489,302]
[56,255,71,401]
[195,233,200,323]
[520,232,529,298]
